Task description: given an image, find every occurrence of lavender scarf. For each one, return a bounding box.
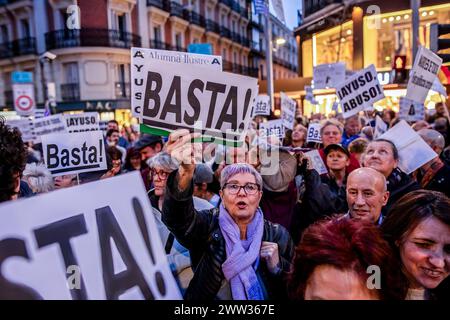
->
[219,203,265,300]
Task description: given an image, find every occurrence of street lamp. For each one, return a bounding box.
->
[39,51,57,114]
[275,37,286,46]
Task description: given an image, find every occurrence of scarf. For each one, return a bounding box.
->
[219,203,265,300]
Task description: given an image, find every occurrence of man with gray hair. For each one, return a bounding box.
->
[417,129,450,197]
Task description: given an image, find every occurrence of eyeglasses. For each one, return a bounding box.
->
[151,169,169,180]
[223,183,260,195]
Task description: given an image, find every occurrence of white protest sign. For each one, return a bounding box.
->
[0,172,182,300]
[259,119,284,139]
[252,94,271,117]
[33,114,68,142]
[432,78,447,97]
[406,46,443,104]
[13,83,35,116]
[131,47,222,117]
[374,115,388,139]
[64,112,100,133]
[42,131,107,176]
[34,109,46,119]
[313,62,346,89]
[399,97,425,122]
[305,149,328,175]
[6,118,37,143]
[280,92,296,130]
[379,120,437,174]
[132,48,258,145]
[336,64,384,119]
[306,123,322,144]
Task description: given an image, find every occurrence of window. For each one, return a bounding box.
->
[233,51,237,64]
[222,48,227,59]
[175,32,182,50]
[0,25,9,43]
[63,62,79,84]
[21,20,30,39]
[116,64,128,98]
[221,14,226,27]
[154,25,161,41]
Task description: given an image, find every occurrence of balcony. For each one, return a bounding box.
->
[230,0,240,13]
[115,82,130,99]
[248,67,259,78]
[0,37,36,59]
[45,29,141,50]
[61,83,80,102]
[150,39,170,50]
[220,26,231,39]
[240,36,250,47]
[231,32,241,44]
[147,0,169,10]
[183,10,206,28]
[168,1,184,18]
[205,19,220,34]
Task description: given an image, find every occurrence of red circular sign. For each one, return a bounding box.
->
[15,95,33,111]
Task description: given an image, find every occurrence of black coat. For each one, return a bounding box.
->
[423,164,450,198]
[162,171,294,301]
[384,168,421,216]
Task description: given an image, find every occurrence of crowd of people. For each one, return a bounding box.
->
[0,101,449,300]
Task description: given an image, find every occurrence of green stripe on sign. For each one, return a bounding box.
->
[139,124,243,147]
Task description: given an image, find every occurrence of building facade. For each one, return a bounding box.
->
[0,0,298,124]
[294,0,450,116]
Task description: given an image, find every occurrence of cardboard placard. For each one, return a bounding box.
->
[306,123,322,144]
[399,97,425,122]
[379,120,437,174]
[374,115,388,139]
[336,64,384,119]
[280,92,296,131]
[252,95,271,117]
[131,47,222,117]
[0,172,181,300]
[259,119,284,139]
[305,149,328,175]
[132,48,258,145]
[42,131,107,176]
[406,46,443,104]
[313,62,346,89]
[64,112,101,133]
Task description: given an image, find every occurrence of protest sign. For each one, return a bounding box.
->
[374,115,388,139]
[132,48,258,145]
[252,94,271,117]
[0,172,181,300]
[379,120,437,174]
[42,131,107,176]
[280,92,296,130]
[33,114,68,142]
[399,97,425,122]
[406,46,442,104]
[13,83,35,116]
[313,62,346,89]
[306,123,322,144]
[336,64,384,119]
[64,112,100,133]
[259,119,284,139]
[305,149,328,175]
[131,47,222,117]
[6,118,37,144]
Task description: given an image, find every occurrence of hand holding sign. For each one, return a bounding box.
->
[165,129,201,173]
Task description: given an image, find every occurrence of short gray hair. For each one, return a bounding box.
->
[220,163,263,189]
[23,162,54,193]
[320,119,344,136]
[147,152,178,172]
[418,129,445,151]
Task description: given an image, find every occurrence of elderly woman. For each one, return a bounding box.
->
[147,152,212,291]
[163,130,294,300]
[363,139,420,215]
[381,190,450,300]
[289,216,406,300]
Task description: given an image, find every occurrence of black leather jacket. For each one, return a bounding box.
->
[162,170,294,301]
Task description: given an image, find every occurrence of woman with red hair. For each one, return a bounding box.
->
[289,217,407,300]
